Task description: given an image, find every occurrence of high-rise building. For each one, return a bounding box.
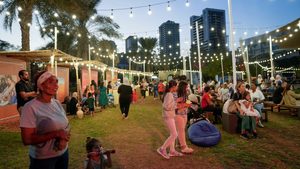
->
[159,20,180,65]
[190,8,226,55]
[125,36,138,54]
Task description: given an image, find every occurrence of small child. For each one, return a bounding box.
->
[239,91,260,138]
[81,93,89,114]
[86,92,95,116]
[84,137,113,169]
[187,94,203,126]
[239,92,260,118]
[132,89,138,103]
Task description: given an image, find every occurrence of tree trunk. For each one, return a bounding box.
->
[18,4,33,51]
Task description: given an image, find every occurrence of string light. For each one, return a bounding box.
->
[17,6,22,11]
[167,1,171,11]
[72,14,76,19]
[185,0,190,7]
[110,9,114,19]
[129,8,133,18]
[0,1,4,6]
[148,5,152,15]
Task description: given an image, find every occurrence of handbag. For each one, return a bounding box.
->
[227,100,238,113]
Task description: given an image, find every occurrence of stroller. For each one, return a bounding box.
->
[107,93,115,108]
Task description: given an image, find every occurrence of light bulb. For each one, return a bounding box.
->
[110,9,114,19]
[148,5,152,15]
[185,0,190,7]
[129,8,133,18]
[167,1,171,11]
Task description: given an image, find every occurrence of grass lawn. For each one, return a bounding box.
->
[1,97,300,169]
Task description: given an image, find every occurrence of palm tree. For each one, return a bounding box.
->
[0,39,18,51]
[38,0,121,60]
[138,37,158,72]
[0,0,80,51]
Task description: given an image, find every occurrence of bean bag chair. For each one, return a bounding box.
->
[188,120,221,147]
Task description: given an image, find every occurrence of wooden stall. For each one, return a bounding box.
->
[0,50,81,122]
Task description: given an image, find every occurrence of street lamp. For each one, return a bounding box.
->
[88,45,94,84]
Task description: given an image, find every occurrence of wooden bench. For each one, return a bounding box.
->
[263,101,290,112]
[278,104,300,118]
[261,108,269,122]
[263,101,277,112]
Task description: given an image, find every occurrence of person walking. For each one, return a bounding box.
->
[157,80,183,159]
[117,78,133,119]
[98,82,108,109]
[20,70,70,169]
[153,80,159,100]
[90,80,98,107]
[15,70,37,114]
[140,79,148,103]
[158,80,165,101]
[107,81,112,94]
[175,81,193,154]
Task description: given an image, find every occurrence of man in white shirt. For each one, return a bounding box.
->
[250,82,265,127]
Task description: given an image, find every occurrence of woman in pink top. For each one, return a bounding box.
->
[157,80,183,159]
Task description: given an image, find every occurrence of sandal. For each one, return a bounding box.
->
[181,146,194,154]
[169,151,183,157]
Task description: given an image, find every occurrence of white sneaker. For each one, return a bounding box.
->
[258,120,264,128]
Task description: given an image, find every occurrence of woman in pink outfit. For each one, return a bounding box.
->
[175,81,193,154]
[157,80,183,159]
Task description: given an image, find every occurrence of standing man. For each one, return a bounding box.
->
[15,70,37,114]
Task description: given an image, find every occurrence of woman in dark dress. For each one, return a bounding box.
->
[107,81,112,94]
[272,81,283,104]
[69,92,78,116]
[118,78,133,119]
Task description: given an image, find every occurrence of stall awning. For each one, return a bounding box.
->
[0,49,82,62]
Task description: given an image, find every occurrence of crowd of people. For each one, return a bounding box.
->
[13,68,300,167]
